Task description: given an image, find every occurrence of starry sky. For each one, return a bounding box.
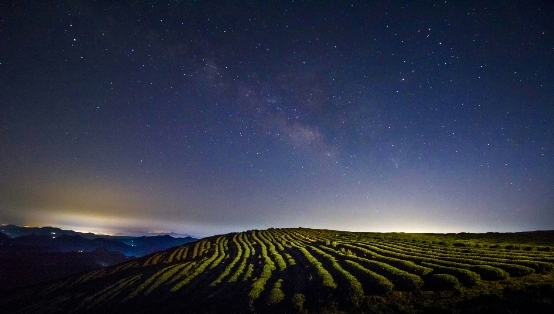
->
[1,1,553,237]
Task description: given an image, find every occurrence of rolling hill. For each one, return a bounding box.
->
[1,228,553,313]
[0,248,130,292]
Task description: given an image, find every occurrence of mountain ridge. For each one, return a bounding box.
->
[0,224,198,257]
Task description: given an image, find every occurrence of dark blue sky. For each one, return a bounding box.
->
[1,1,553,237]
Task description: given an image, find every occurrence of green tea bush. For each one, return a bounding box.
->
[371,241,548,276]
[167,262,197,284]
[292,293,306,311]
[452,242,468,247]
[249,233,277,304]
[345,260,394,293]
[425,274,460,291]
[421,262,480,286]
[191,240,203,259]
[212,235,242,285]
[345,243,433,275]
[171,239,222,291]
[363,259,423,290]
[298,247,336,289]
[489,262,535,277]
[504,244,521,250]
[129,265,180,298]
[284,253,296,266]
[145,263,191,294]
[167,247,182,263]
[258,231,287,271]
[316,245,392,298]
[178,246,189,261]
[249,262,276,302]
[243,263,255,281]
[521,260,554,273]
[267,279,285,305]
[209,238,228,269]
[470,265,509,280]
[229,234,251,282]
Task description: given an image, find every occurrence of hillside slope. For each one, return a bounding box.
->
[0,248,130,292]
[1,228,553,313]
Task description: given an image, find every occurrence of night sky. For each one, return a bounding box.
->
[1,1,553,237]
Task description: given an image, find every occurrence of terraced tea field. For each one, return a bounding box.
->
[1,228,553,313]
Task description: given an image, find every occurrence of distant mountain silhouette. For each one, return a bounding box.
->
[0,225,197,257]
[0,225,198,292]
[8,234,130,253]
[114,231,195,238]
[1,224,96,239]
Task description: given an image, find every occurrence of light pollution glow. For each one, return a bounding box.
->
[2,169,551,238]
